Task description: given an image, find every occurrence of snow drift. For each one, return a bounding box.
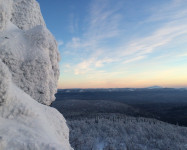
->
[0,0,72,149]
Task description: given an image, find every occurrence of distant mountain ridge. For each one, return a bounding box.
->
[146,86,163,89]
[58,86,187,93]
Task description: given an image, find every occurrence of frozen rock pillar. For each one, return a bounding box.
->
[0,0,73,149]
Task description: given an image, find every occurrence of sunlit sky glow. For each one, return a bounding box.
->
[38,0,187,89]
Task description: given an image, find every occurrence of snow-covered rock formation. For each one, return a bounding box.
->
[0,0,59,105]
[0,0,72,149]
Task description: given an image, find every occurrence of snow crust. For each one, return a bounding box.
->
[0,0,72,149]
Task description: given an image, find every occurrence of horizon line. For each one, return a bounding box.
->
[57,86,187,90]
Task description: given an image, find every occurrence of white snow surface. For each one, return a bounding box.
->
[0,0,72,149]
[0,61,72,150]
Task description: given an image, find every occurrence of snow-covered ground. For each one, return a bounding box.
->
[68,114,187,150]
[0,72,71,149]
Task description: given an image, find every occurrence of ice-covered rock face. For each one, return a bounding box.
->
[0,60,11,105]
[0,0,12,31]
[11,0,46,30]
[0,0,72,149]
[0,0,60,105]
[0,61,72,150]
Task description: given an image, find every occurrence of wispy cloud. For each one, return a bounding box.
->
[57,40,64,47]
[177,52,187,57]
[66,0,123,50]
[74,59,94,75]
[86,0,123,40]
[60,0,187,88]
[74,57,115,75]
[123,55,146,64]
[105,0,187,61]
[63,0,125,75]
[118,23,187,58]
[68,12,79,34]
[146,0,187,22]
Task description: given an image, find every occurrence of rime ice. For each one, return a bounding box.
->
[0,0,72,149]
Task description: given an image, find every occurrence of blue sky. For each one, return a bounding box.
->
[38,0,187,89]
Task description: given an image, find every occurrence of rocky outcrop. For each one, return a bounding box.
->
[0,0,72,149]
[0,0,59,105]
[11,0,46,30]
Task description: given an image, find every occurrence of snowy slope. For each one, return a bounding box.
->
[0,0,72,149]
[68,114,187,150]
[0,60,71,150]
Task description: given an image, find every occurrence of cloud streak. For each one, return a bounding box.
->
[59,0,187,88]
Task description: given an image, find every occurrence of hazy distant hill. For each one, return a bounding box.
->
[56,88,187,104]
[53,88,187,126]
[52,89,187,150]
[146,85,163,89]
[52,100,153,118]
[58,87,187,93]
